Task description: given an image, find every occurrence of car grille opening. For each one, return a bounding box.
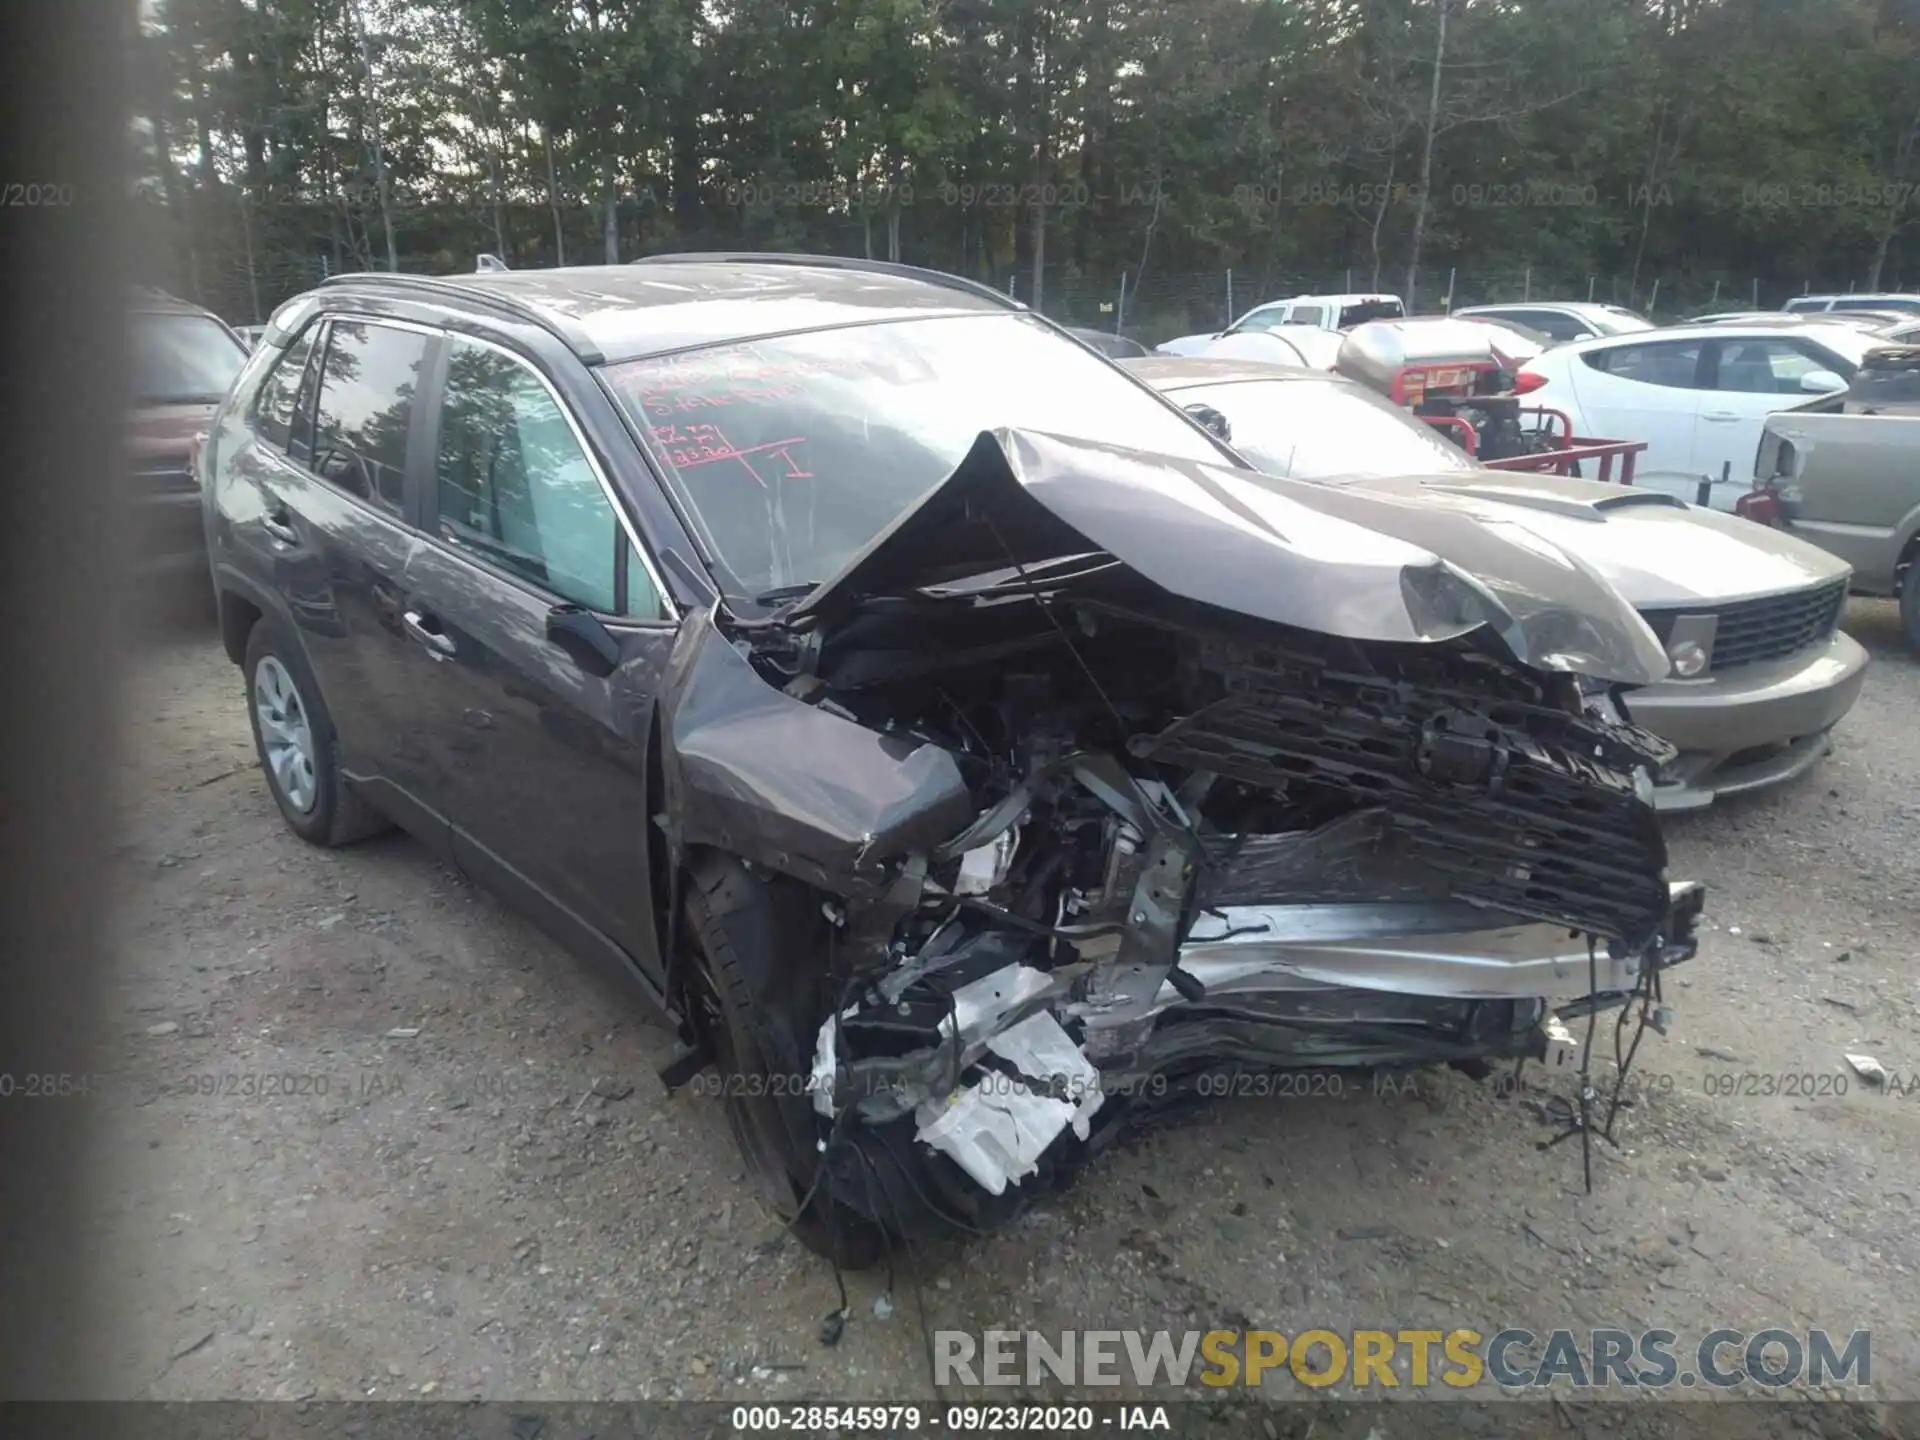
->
[1639,579,1847,672]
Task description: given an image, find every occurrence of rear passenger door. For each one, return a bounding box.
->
[1568,336,1707,496]
[223,313,454,853]
[401,334,677,983]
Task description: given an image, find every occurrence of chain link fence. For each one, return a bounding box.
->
[136,195,1906,342]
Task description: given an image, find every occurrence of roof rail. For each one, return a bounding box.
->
[630,251,1024,312]
[316,271,603,362]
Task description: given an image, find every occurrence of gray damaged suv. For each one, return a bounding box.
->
[201,255,1702,1265]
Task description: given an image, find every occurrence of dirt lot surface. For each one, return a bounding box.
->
[81,602,1920,1414]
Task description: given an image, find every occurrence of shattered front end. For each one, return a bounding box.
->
[659,429,1705,1253]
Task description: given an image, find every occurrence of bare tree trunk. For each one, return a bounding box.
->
[1368,154,1396,290]
[146,104,202,302]
[886,146,904,262]
[1403,0,1451,307]
[1132,164,1164,293]
[486,142,507,257]
[544,128,566,266]
[1629,101,1669,300]
[1028,15,1052,311]
[344,0,397,271]
[238,187,262,323]
[1868,105,1920,289]
[601,154,620,264]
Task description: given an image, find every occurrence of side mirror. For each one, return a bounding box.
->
[1184,403,1232,442]
[1800,369,1847,394]
[546,605,623,677]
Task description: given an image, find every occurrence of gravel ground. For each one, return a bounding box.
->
[80,601,1920,1410]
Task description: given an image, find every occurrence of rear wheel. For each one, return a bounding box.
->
[681,854,890,1269]
[242,619,392,847]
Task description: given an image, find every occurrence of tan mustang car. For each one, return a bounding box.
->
[1127,356,1870,810]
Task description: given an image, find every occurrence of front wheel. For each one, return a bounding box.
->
[1901,562,1920,654]
[681,854,890,1269]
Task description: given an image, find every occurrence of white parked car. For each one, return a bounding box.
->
[1156,292,1405,354]
[1686,310,1905,334]
[1450,302,1652,343]
[1784,292,1920,316]
[1513,322,1880,509]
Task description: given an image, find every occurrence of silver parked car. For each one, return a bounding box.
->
[1126,356,1871,810]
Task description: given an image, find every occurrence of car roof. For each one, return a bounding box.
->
[129,286,224,320]
[316,256,1018,364]
[1458,301,1615,316]
[1123,355,1338,388]
[1278,293,1401,306]
[1793,293,1920,303]
[1557,320,1859,346]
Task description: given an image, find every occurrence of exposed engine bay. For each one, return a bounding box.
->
[656,429,1705,1251]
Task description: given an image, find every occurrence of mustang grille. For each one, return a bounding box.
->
[1137,635,1676,950]
[1639,580,1846,671]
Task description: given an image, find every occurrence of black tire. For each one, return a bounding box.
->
[1901,560,1920,655]
[241,618,391,847]
[682,853,890,1270]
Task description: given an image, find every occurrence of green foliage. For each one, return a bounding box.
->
[136,0,1920,323]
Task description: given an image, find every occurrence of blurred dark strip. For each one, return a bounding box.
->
[0,0,133,1401]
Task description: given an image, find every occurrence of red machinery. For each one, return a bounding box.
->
[1336,317,1647,483]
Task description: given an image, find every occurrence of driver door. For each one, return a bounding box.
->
[399,335,678,987]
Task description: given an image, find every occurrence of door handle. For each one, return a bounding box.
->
[402,610,456,659]
[262,511,300,546]
[1703,411,1742,423]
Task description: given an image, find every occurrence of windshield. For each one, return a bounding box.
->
[1338,299,1405,328]
[131,311,249,405]
[1165,377,1478,481]
[602,313,1229,598]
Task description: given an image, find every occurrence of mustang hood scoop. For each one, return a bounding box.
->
[786,429,1670,686]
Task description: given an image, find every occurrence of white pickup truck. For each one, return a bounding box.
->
[1156,292,1405,355]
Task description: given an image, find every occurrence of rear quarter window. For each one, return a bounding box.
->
[249,325,319,455]
[1581,339,1704,388]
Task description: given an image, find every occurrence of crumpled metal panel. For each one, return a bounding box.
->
[786,427,1669,685]
[659,606,975,891]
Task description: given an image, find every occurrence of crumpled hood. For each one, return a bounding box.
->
[788,428,1672,686]
[1351,469,1854,607]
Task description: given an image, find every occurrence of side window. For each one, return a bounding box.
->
[1233,304,1288,334]
[308,319,428,513]
[1289,304,1325,327]
[1711,338,1826,394]
[435,338,666,618]
[1516,310,1590,341]
[1581,339,1704,388]
[249,325,317,454]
